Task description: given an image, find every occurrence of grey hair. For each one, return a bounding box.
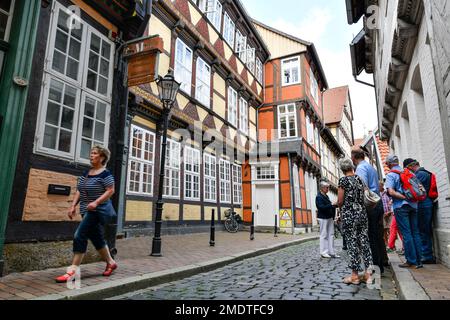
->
[92,145,111,166]
[319,181,330,189]
[339,158,355,173]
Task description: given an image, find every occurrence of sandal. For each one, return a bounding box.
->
[103,263,118,277]
[343,275,360,285]
[360,273,374,284]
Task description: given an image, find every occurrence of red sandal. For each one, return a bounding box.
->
[103,263,118,277]
[55,270,76,283]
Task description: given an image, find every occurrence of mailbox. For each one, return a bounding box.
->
[48,184,71,196]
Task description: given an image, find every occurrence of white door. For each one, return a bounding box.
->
[255,184,277,227]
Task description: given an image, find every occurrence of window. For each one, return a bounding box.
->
[228,87,238,127]
[239,97,248,135]
[314,127,319,149]
[201,0,222,31]
[293,164,301,208]
[278,104,297,139]
[127,125,155,195]
[163,139,181,198]
[235,30,247,63]
[223,12,235,48]
[256,58,263,83]
[310,67,319,104]
[195,57,211,107]
[174,38,193,94]
[256,165,276,180]
[0,0,15,77]
[184,147,201,200]
[232,164,242,204]
[282,56,300,86]
[204,153,217,202]
[36,3,114,163]
[306,115,314,145]
[220,159,231,203]
[246,45,255,73]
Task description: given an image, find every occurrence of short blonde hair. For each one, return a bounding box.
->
[92,146,111,166]
[339,158,355,174]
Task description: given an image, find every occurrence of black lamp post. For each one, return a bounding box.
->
[151,70,180,257]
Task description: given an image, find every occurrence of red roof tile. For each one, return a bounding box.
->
[376,136,391,174]
[323,86,349,125]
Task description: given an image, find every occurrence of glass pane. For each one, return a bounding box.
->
[98,77,108,95]
[100,59,109,77]
[49,80,63,102]
[69,38,81,60]
[101,42,111,59]
[52,51,66,74]
[89,52,99,71]
[61,108,74,130]
[82,118,93,138]
[90,34,101,53]
[85,97,95,117]
[45,102,60,126]
[81,139,91,159]
[96,102,106,121]
[55,30,68,52]
[94,122,105,141]
[0,0,11,12]
[66,58,78,80]
[43,126,57,149]
[0,13,7,40]
[87,71,97,91]
[57,10,70,33]
[58,129,71,153]
[71,22,83,40]
[63,86,77,108]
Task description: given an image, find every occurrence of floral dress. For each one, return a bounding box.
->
[339,175,373,271]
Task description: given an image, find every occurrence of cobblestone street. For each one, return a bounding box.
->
[113,240,398,300]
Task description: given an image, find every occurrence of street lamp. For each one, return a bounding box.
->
[151,70,180,257]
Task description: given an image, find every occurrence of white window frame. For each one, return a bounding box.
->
[246,45,255,74]
[127,125,155,196]
[174,38,193,95]
[293,164,301,208]
[184,147,201,201]
[256,165,277,181]
[223,12,235,48]
[195,57,211,107]
[256,58,263,83]
[204,153,217,203]
[282,56,301,86]
[0,0,15,41]
[310,67,319,104]
[232,164,242,205]
[35,2,114,164]
[306,115,314,145]
[228,87,238,127]
[235,29,247,63]
[239,97,248,135]
[163,139,181,199]
[278,104,298,139]
[219,159,231,204]
[203,0,222,31]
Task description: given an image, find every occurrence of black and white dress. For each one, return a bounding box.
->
[339,175,373,271]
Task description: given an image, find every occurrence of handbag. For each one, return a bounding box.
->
[364,187,381,210]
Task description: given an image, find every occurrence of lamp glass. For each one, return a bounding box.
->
[157,72,180,108]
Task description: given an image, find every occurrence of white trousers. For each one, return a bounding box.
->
[319,218,335,256]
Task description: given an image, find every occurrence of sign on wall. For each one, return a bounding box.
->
[279,209,293,228]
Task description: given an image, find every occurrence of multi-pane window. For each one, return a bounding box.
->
[314,127,319,149]
[223,12,235,48]
[306,115,314,145]
[219,159,231,203]
[228,87,238,127]
[195,57,211,107]
[235,30,247,63]
[282,56,300,86]
[256,166,276,180]
[200,0,222,31]
[184,147,200,200]
[174,38,193,94]
[36,3,114,163]
[232,165,242,205]
[204,153,217,202]
[239,98,248,135]
[310,67,319,103]
[0,0,14,41]
[163,139,181,198]
[256,58,263,83]
[278,104,297,139]
[293,164,301,208]
[127,125,155,195]
[246,45,255,74]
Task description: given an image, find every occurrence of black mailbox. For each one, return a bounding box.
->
[48,184,71,196]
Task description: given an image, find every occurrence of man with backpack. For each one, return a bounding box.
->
[385,155,424,269]
[404,159,438,264]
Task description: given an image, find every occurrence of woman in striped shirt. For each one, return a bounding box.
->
[56,146,118,283]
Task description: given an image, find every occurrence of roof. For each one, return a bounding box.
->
[323,86,350,125]
[376,136,391,175]
[252,19,329,89]
[354,138,365,147]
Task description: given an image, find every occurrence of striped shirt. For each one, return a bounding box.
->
[77,170,115,215]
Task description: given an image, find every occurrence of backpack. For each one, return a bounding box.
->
[424,170,439,200]
[391,168,427,202]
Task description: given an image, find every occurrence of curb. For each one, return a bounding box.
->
[34,235,319,300]
[388,252,430,300]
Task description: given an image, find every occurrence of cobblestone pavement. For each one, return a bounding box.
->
[113,240,398,300]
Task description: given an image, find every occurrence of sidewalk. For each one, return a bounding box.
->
[389,252,450,300]
[0,232,318,300]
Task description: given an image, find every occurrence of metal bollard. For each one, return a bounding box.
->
[274,214,278,237]
[210,209,215,247]
[250,212,255,241]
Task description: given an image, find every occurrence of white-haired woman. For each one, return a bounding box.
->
[337,158,373,285]
[55,146,118,283]
[316,181,338,258]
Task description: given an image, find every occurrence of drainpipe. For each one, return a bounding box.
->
[288,153,296,235]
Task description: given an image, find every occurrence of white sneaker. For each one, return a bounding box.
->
[321,253,332,259]
[331,254,341,258]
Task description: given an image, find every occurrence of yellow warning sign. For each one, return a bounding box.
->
[279,209,292,228]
